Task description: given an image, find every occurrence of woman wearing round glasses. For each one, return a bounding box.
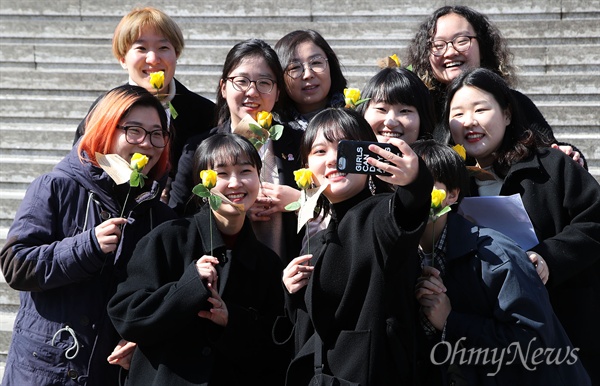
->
[0,85,177,385]
[407,6,586,167]
[169,39,304,265]
[274,29,348,131]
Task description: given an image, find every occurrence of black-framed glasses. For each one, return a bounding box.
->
[117,125,170,148]
[286,56,328,79]
[226,76,276,94]
[429,36,477,56]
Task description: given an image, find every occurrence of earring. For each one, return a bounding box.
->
[368,175,376,195]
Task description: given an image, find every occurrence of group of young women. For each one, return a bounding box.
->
[0,4,597,386]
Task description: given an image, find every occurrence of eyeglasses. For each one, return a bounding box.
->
[429,36,477,56]
[117,125,170,148]
[286,56,328,79]
[226,76,276,94]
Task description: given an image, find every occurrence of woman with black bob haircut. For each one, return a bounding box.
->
[109,132,290,385]
[356,66,436,142]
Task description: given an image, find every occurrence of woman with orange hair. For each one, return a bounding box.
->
[0,84,177,385]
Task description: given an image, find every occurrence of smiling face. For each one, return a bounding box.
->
[220,55,280,128]
[307,130,367,204]
[429,13,481,85]
[110,105,165,174]
[448,85,511,168]
[363,101,421,144]
[284,41,332,114]
[210,160,260,220]
[119,26,177,94]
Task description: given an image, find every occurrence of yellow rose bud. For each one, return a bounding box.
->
[293,168,313,190]
[149,71,164,91]
[344,88,361,106]
[200,169,217,189]
[390,54,400,67]
[256,111,273,129]
[452,144,467,160]
[130,153,149,171]
[431,188,446,210]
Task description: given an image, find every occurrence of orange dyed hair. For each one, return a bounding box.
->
[77,85,170,180]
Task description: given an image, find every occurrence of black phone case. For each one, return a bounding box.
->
[336,140,401,175]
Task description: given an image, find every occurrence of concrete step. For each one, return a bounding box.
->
[1,18,599,44]
[3,42,599,75]
[2,69,598,97]
[1,0,598,19]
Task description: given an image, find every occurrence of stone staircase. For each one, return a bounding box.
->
[0,0,599,372]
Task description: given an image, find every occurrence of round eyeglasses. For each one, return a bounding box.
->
[429,36,477,56]
[286,56,328,79]
[226,76,276,94]
[117,125,170,148]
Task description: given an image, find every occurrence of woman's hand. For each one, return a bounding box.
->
[527,251,549,284]
[198,282,229,327]
[248,183,301,221]
[415,266,450,330]
[107,339,137,370]
[95,217,128,254]
[366,138,420,186]
[282,255,314,294]
[195,255,220,288]
[552,144,585,167]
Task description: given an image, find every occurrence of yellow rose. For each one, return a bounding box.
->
[256,111,273,129]
[452,144,467,160]
[344,88,361,106]
[200,169,217,189]
[130,153,149,171]
[293,168,313,190]
[390,54,400,67]
[431,188,446,210]
[149,71,164,91]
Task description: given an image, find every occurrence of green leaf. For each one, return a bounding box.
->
[169,102,179,119]
[285,201,301,211]
[249,123,267,139]
[249,137,263,150]
[209,195,222,211]
[406,64,413,72]
[130,171,140,187]
[192,184,211,197]
[437,206,452,217]
[269,124,284,141]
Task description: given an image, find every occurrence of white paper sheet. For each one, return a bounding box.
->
[457,194,539,250]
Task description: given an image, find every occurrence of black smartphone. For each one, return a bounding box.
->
[336,140,402,175]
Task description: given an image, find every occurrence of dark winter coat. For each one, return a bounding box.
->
[416,213,591,386]
[0,146,176,386]
[471,147,600,382]
[107,205,289,385]
[284,161,433,386]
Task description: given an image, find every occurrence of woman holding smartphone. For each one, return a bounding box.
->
[281,108,432,385]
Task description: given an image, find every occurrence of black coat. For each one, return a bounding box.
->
[471,147,600,382]
[107,205,289,385]
[285,161,433,386]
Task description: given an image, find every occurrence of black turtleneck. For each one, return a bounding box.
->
[330,187,372,224]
